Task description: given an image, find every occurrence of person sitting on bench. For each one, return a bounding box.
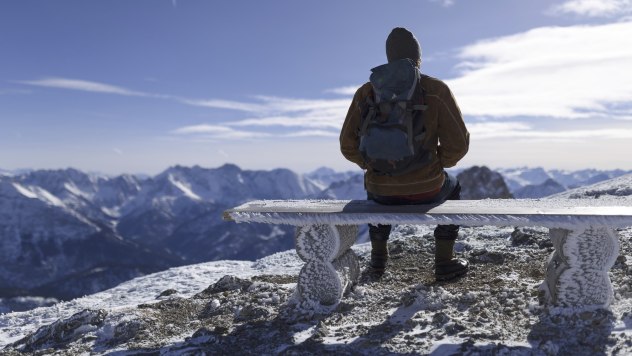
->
[339,27,470,281]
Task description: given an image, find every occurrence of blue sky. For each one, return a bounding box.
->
[1,0,632,174]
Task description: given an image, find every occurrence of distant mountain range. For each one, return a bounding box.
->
[0,164,321,300]
[548,173,632,199]
[497,167,631,198]
[1,164,630,303]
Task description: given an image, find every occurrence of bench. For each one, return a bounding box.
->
[223,199,632,309]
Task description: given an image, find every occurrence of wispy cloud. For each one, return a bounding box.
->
[282,130,339,138]
[254,96,350,114]
[447,20,632,120]
[325,86,359,96]
[175,95,352,115]
[178,98,268,112]
[174,95,350,138]
[171,123,340,140]
[170,124,271,139]
[469,121,632,140]
[17,76,351,139]
[467,122,532,139]
[172,98,350,139]
[548,0,632,18]
[17,77,151,97]
[227,115,342,129]
[17,77,268,114]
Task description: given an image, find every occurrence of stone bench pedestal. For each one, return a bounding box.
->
[294,224,360,306]
[544,226,620,307]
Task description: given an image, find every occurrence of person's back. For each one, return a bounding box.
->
[339,27,470,281]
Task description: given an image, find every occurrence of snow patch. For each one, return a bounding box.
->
[12,183,65,207]
[63,182,92,200]
[100,206,121,218]
[168,174,201,200]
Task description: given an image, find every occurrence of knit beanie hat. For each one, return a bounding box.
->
[385,27,421,64]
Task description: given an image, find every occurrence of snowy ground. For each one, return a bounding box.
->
[1,223,631,355]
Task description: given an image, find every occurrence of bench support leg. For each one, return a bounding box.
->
[544,226,620,308]
[294,224,359,306]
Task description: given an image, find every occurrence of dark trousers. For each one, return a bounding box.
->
[367,172,461,242]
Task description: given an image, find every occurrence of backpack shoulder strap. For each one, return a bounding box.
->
[412,78,428,111]
[359,94,377,136]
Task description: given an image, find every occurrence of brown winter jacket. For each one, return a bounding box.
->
[340,74,469,196]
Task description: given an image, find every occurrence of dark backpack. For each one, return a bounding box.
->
[359,59,431,176]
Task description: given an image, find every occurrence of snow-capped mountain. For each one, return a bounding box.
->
[0,168,32,177]
[117,164,322,263]
[548,173,632,199]
[316,172,365,200]
[0,165,323,303]
[312,166,515,200]
[0,177,178,300]
[549,168,630,189]
[18,168,142,224]
[305,167,360,191]
[513,178,566,199]
[498,166,551,192]
[497,167,630,195]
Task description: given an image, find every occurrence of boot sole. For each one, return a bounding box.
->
[368,264,386,273]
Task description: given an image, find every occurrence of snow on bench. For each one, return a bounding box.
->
[224,199,632,309]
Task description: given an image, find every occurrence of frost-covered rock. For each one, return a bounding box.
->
[457,166,513,199]
[12,309,107,353]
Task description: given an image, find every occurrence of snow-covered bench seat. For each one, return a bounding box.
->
[223,199,632,309]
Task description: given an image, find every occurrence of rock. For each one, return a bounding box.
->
[432,312,450,326]
[314,321,330,339]
[195,275,253,298]
[511,228,536,246]
[191,327,214,338]
[157,289,178,298]
[13,309,107,352]
[444,322,466,335]
[235,305,270,321]
[110,319,142,345]
[457,166,513,199]
[471,251,506,265]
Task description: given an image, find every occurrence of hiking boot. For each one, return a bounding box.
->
[369,251,388,272]
[435,258,469,281]
[369,239,388,272]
